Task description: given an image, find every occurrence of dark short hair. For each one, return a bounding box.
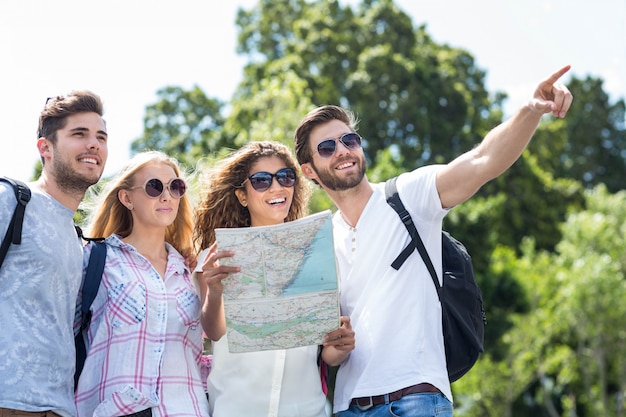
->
[38,90,104,143]
[294,105,357,165]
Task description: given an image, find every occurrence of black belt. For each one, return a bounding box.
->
[351,383,441,410]
[122,409,152,417]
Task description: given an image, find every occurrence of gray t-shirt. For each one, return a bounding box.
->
[0,181,83,417]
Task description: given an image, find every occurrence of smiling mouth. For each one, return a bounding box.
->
[79,157,98,165]
[268,197,286,205]
[335,161,354,170]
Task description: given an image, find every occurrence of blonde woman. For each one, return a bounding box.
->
[193,141,354,417]
[75,151,209,417]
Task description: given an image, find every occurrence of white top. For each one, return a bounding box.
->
[331,166,453,412]
[195,249,328,417]
[0,182,83,417]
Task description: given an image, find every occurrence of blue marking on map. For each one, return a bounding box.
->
[283,219,337,295]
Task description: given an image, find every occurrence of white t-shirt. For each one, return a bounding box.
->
[195,249,328,417]
[0,182,83,417]
[332,166,453,412]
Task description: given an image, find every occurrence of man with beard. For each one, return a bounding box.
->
[294,66,573,417]
[0,91,108,417]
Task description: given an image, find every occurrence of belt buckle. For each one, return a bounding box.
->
[355,397,374,411]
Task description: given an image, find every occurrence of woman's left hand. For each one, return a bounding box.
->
[323,315,355,352]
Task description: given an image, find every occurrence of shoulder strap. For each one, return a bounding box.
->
[0,177,32,268]
[384,177,442,297]
[80,241,107,321]
[74,225,103,242]
[74,240,107,389]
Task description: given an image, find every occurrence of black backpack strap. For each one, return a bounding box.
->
[0,177,32,268]
[384,177,442,296]
[74,240,107,389]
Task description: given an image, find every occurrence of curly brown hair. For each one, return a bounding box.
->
[193,141,310,251]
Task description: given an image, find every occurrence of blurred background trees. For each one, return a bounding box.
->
[125,0,626,415]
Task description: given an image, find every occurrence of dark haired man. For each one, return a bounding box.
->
[294,66,572,416]
[0,91,108,417]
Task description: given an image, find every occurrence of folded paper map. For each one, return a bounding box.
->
[215,210,340,353]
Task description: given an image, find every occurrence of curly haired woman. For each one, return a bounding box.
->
[193,141,354,417]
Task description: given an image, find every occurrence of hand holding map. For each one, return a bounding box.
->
[215,210,340,353]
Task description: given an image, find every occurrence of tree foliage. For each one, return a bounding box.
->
[528,76,626,193]
[130,85,226,171]
[453,186,626,417]
[234,0,501,171]
[517,186,624,417]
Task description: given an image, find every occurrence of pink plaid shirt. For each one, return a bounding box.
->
[75,236,210,417]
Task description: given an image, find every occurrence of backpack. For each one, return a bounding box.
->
[384,176,486,382]
[0,176,106,389]
[0,177,31,268]
[74,240,106,389]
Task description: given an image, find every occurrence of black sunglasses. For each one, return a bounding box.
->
[130,178,187,199]
[316,132,362,158]
[243,168,297,192]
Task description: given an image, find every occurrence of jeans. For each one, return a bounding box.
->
[336,393,453,417]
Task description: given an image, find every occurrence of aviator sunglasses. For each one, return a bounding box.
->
[316,132,362,158]
[242,167,297,192]
[130,178,187,199]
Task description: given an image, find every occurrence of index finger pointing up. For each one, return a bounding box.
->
[544,65,571,85]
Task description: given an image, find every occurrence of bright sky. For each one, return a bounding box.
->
[1,0,624,181]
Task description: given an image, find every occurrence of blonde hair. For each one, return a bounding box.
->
[193,141,310,251]
[86,151,194,259]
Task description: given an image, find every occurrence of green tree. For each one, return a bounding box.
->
[539,185,626,416]
[130,85,226,171]
[457,185,626,417]
[236,0,357,106]
[440,151,585,362]
[529,75,626,192]
[234,0,501,171]
[225,69,314,147]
